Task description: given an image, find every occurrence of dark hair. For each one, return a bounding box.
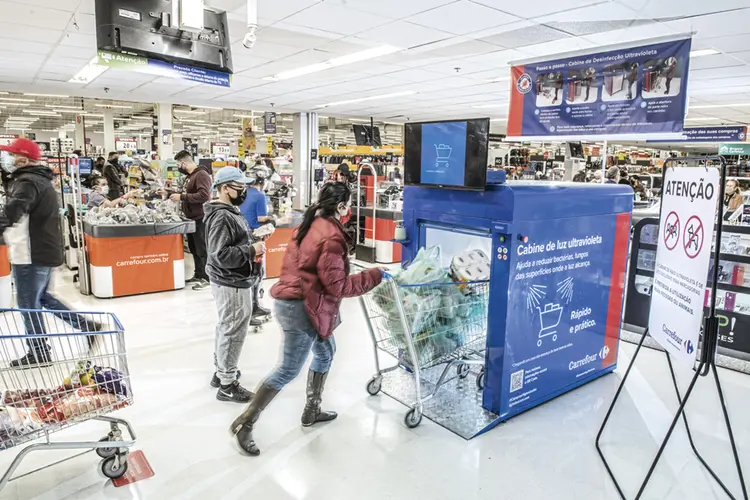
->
[296,182,351,246]
[174,150,193,162]
[96,156,105,163]
[72,149,82,156]
[108,152,118,159]
[95,176,107,186]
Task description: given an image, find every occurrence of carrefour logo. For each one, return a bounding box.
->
[517,73,532,94]
[599,345,610,360]
[685,340,695,355]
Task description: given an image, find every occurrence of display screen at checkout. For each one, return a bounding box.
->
[421,121,467,187]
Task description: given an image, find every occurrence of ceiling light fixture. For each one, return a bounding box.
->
[689,49,720,58]
[233,114,255,119]
[24,93,70,98]
[0,98,35,103]
[95,104,133,109]
[45,104,80,110]
[315,91,416,109]
[174,109,206,115]
[472,104,506,109]
[69,56,109,84]
[23,110,61,116]
[265,45,401,81]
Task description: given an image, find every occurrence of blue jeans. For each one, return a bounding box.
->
[13,265,95,353]
[264,300,336,391]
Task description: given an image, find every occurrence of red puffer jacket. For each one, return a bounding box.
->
[270,216,382,338]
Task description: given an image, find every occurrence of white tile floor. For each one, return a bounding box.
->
[0,270,748,500]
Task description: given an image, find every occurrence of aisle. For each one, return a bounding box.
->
[0,271,747,500]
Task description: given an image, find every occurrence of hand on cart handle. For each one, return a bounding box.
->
[253,241,266,256]
[379,268,392,280]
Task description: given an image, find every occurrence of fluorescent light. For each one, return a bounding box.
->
[69,57,108,84]
[689,103,750,109]
[95,104,132,109]
[0,92,7,94]
[46,105,81,110]
[690,49,720,58]
[0,97,35,103]
[234,114,256,119]
[472,104,506,109]
[24,93,69,98]
[174,109,206,115]
[316,91,416,109]
[489,76,510,83]
[684,117,720,121]
[490,118,507,122]
[23,110,61,116]
[81,112,104,117]
[265,45,400,81]
[41,129,58,132]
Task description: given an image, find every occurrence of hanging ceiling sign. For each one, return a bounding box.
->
[97,50,231,88]
[649,126,747,143]
[719,143,750,155]
[212,142,231,155]
[264,112,277,134]
[506,37,692,141]
[116,137,137,151]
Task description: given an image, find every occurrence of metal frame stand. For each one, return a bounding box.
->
[596,156,747,500]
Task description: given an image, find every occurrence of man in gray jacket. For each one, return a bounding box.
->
[205,167,265,403]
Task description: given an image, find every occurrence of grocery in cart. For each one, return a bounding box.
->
[359,247,490,428]
[0,309,135,490]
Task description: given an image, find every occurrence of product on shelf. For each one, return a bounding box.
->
[84,200,185,225]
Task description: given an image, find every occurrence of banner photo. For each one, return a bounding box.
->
[98,50,231,88]
[648,167,720,367]
[507,37,692,140]
[649,126,747,143]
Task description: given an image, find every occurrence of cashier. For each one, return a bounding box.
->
[87,177,137,209]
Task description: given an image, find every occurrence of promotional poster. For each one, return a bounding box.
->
[648,167,720,367]
[650,126,747,143]
[507,38,692,139]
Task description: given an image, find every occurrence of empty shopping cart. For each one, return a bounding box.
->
[0,309,135,490]
[360,276,489,428]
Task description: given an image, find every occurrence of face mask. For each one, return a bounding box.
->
[100,186,109,195]
[338,204,349,218]
[230,188,247,206]
[1,155,16,173]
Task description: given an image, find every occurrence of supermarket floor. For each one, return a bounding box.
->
[0,271,748,500]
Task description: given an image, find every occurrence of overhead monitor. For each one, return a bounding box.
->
[404,118,490,191]
[352,125,382,146]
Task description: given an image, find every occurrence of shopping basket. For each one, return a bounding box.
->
[0,308,135,490]
[360,276,489,428]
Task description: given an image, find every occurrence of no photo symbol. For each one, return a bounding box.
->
[683,215,704,259]
[663,211,680,250]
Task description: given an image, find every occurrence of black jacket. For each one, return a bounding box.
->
[103,160,125,200]
[0,165,63,267]
[204,201,257,288]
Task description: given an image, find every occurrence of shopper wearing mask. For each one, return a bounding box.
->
[103,152,126,201]
[605,167,620,184]
[172,150,212,290]
[239,165,274,326]
[204,167,265,403]
[229,182,382,456]
[0,139,100,368]
[87,177,138,209]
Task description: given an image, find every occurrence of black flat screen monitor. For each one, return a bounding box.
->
[404,118,490,191]
[352,124,381,146]
[566,142,584,159]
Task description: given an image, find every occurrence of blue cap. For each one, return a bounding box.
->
[212,166,251,189]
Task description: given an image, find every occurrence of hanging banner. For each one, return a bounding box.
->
[264,112,277,134]
[97,50,231,88]
[115,137,137,151]
[648,167,720,367]
[719,143,750,155]
[0,135,18,147]
[649,126,747,143]
[212,142,231,156]
[507,37,692,140]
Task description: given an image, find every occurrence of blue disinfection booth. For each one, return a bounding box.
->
[400,178,633,431]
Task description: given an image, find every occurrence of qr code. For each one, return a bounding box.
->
[510,369,524,393]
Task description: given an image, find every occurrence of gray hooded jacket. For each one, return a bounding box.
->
[204,201,257,288]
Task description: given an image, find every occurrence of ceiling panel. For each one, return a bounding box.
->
[620,0,750,18]
[256,0,324,22]
[471,0,603,18]
[689,54,746,71]
[407,1,521,35]
[256,26,340,49]
[350,21,453,49]
[0,37,53,56]
[59,32,97,49]
[70,13,96,34]
[282,2,394,36]
[0,22,63,44]
[50,45,96,61]
[0,1,72,30]
[12,0,80,12]
[329,0,457,18]
[480,24,570,49]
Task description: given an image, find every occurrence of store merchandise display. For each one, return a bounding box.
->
[370,246,489,367]
[84,200,185,225]
[0,362,129,448]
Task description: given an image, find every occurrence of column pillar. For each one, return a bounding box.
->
[74,115,85,154]
[103,108,115,154]
[292,112,319,209]
[157,103,174,160]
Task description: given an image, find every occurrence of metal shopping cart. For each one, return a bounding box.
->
[0,309,135,490]
[360,277,489,428]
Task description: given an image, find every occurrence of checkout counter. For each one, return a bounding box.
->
[399,179,633,429]
[84,220,195,298]
[264,211,303,279]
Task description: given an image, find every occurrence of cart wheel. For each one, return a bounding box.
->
[537,339,542,347]
[476,369,486,390]
[366,376,382,396]
[457,363,470,379]
[95,436,117,459]
[101,455,129,479]
[404,408,422,428]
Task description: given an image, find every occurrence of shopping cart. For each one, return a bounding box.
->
[0,309,135,491]
[360,276,489,428]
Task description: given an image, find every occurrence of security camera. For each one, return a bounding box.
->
[104,87,110,93]
[243,25,257,49]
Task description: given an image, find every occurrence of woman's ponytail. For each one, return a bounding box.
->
[295,182,352,246]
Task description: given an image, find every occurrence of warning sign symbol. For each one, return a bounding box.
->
[663,211,680,251]
[683,215,704,259]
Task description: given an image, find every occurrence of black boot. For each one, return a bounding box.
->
[230,383,279,456]
[301,370,338,427]
[252,303,271,318]
[10,350,52,369]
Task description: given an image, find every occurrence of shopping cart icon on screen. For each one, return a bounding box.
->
[435,144,452,168]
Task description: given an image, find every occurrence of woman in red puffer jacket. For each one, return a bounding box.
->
[229,182,382,456]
